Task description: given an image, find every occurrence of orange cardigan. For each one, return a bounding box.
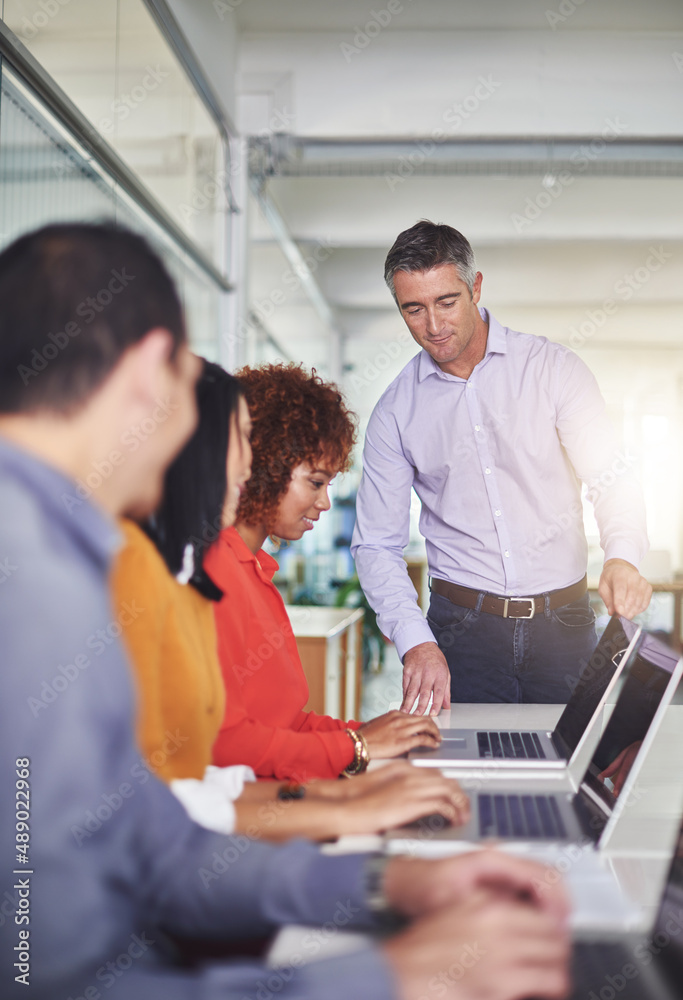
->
[110,519,226,782]
[205,527,357,781]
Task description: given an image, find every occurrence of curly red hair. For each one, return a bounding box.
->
[236,363,356,528]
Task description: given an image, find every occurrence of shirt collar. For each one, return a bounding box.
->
[0,436,120,569]
[417,307,508,382]
[221,525,279,580]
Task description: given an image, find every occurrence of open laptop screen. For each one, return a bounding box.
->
[582,631,680,809]
[553,615,638,761]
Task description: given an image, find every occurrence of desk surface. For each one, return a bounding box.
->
[285,605,364,638]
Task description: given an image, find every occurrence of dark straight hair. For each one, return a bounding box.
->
[147,359,243,599]
[384,219,477,302]
[0,221,185,414]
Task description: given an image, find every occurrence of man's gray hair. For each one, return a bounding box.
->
[384,220,477,302]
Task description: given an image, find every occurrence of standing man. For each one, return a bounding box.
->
[352,220,651,714]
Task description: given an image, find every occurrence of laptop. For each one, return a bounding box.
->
[409,615,641,770]
[566,811,683,999]
[387,629,683,853]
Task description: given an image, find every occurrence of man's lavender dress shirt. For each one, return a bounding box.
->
[351,309,648,661]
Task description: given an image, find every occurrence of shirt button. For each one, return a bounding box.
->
[495,509,501,516]
[485,468,491,475]
[504,550,510,558]
[474,424,480,431]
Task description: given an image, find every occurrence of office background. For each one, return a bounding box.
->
[1,0,681,641]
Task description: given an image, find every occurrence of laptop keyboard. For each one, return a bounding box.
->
[477,730,547,759]
[570,943,646,1000]
[479,793,567,839]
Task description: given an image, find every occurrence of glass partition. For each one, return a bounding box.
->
[0,60,221,354]
[1,0,231,276]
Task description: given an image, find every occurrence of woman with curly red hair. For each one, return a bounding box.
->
[206,363,443,781]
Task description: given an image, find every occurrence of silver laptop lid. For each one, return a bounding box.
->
[552,615,641,761]
[577,631,683,843]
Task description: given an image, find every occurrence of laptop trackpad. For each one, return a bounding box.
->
[413,738,468,753]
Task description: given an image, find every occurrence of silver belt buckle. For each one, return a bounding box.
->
[502,597,536,620]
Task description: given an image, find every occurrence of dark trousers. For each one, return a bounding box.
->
[427,591,598,704]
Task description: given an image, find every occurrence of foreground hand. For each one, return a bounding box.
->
[383,889,571,1000]
[358,710,442,757]
[343,767,470,834]
[383,848,571,926]
[598,740,642,796]
[598,558,651,619]
[401,641,451,715]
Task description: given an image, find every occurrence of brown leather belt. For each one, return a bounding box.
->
[429,575,587,620]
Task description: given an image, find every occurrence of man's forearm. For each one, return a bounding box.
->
[592,477,649,571]
[158,828,380,938]
[353,544,435,660]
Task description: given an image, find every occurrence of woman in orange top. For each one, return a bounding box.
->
[207,363,443,782]
[114,359,469,837]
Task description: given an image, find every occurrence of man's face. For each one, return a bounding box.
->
[393,264,484,373]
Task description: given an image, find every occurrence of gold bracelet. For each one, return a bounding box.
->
[342,728,370,777]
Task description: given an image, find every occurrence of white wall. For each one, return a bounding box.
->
[238,29,683,138]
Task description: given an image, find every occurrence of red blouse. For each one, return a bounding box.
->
[205,527,358,781]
